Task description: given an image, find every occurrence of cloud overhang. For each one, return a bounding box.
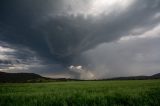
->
[0,0,160,79]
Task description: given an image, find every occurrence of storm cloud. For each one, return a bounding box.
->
[0,0,160,79]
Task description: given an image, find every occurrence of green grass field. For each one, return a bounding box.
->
[0,80,160,106]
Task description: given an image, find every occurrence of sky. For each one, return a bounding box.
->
[0,0,160,79]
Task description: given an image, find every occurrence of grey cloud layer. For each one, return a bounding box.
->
[84,35,160,78]
[0,0,160,78]
[30,0,160,64]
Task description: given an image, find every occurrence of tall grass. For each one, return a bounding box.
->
[0,80,160,106]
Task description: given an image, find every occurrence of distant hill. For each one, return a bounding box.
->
[0,71,5,74]
[0,71,77,83]
[0,72,51,83]
[152,73,160,77]
[0,71,160,83]
[106,73,160,80]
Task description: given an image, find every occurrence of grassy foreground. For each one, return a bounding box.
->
[0,80,160,106]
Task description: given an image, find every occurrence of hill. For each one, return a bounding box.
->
[0,72,50,83]
[106,73,160,80]
[0,71,78,83]
[152,73,160,77]
[0,71,160,83]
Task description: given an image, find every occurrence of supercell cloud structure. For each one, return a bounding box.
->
[0,0,160,79]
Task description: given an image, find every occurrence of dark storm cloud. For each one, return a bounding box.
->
[32,0,160,65]
[0,0,160,66]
